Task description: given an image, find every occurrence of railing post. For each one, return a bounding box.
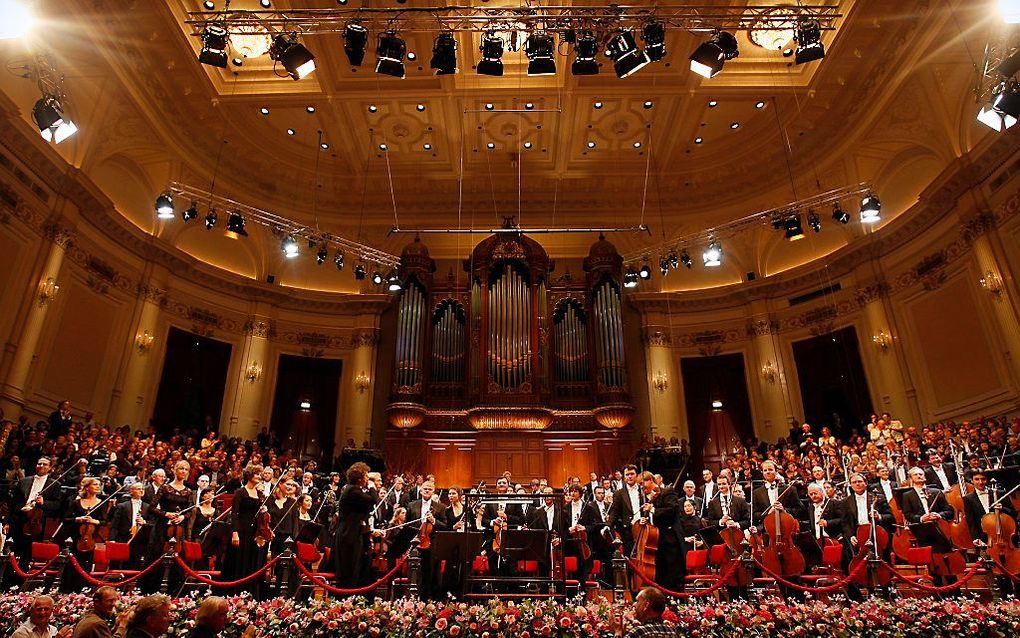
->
[51,539,72,592]
[277,538,295,597]
[740,540,756,602]
[611,542,627,602]
[159,538,177,594]
[407,538,421,599]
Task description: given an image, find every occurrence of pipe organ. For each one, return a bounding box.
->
[386,223,635,436]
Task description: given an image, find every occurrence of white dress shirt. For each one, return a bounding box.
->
[879,479,893,502]
[978,490,991,514]
[627,485,642,523]
[915,488,929,515]
[855,492,869,525]
[933,466,951,491]
[570,501,583,527]
[27,475,47,503]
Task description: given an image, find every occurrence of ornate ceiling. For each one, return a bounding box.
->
[0,0,996,292]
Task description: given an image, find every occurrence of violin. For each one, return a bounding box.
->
[571,526,592,561]
[417,506,434,551]
[23,507,44,537]
[254,508,273,548]
[77,516,101,553]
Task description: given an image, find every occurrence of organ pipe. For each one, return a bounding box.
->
[394,282,426,389]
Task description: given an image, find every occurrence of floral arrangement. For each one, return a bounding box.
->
[1,591,1019,637]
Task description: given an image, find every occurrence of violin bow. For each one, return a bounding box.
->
[27,460,80,503]
[251,473,287,529]
[86,482,129,517]
[198,506,233,539]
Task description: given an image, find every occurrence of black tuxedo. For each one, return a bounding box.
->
[482,500,525,531]
[400,498,447,599]
[801,499,843,541]
[583,482,601,502]
[387,490,411,510]
[109,499,151,543]
[579,500,612,560]
[924,464,958,492]
[679,494,703,513]
[696,482,717,503]
[10,475,61,557]
[964,490,1017,543]
[900,487,954,525]
[607,484,644,555]
[751,483,803,527]
[704,493,750,530]
[48,410,72,437]
[839,491,894,541]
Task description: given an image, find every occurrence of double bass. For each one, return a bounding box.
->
[630,486,659,591]
[848,501,892,588]
[754,483,806,578]
[982,481,1020,576]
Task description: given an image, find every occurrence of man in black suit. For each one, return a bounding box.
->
[965,469,1018,594]
[562,485,592,588]
[704,476,750,530]
[10,457,62,558]
[799,484,842,570]
[143,470,166,505]
[527,487,566,578]
[398,481,447,599]
[607,464,643,556]
[696,469,717,509]
[579,485,613,584]
[924,451,958,492]
[481,476,526,530]
[638,471,685,591]
[901,467,955,526]
[840,473,894,543]
[387,476,411,511]
[750,461,803,530]
[48,400,72,438]
[680,480,703,514]
[109,483,151,542]
[583,472,601,502]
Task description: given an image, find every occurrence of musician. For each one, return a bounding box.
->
[298,472,319,503]
[705,476,750,530]
[964,470,1017,544]
[807,466,827,495]
[387,476,411,511]
[563,485,592,588]
[840,473,894,544]
[331,462,379,589]
[697,469,716,509]
[607,464,643,556]
[584,472,601,502]
[143,470,166,505]
[267,480,299,556]
[751,461,803,528]
[799,484,841,570]
[48,399,73,438]
[579,485,613,580]
[638,471,685,592]
[109,483,150,546]
[677,499,705,572]
[63,477,104,591]
[482,476,525,531]
[191,476,210,508]
[680,480,703,513]
[901,467,954,526]
[528,487,565,577]
[872,464,897,504]
[10,456,61,558]
[401,480,447,600]
[924,451,958,492]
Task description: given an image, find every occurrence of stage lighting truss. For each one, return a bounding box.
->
[163,181,401,270]
[976,16,1020,123]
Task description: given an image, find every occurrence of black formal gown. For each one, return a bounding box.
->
[332,484,378,589]
[221,487,267,592]
[267,496,298,555]
[61,499,100,592]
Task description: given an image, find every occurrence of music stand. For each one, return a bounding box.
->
[432,531,483,597]
[696,526,725,549]
[296,521,322,545]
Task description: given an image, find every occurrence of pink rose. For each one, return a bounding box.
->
[435,618,448,631]
[450,626,461,637]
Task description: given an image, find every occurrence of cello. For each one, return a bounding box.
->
[982,480,1020,576]
[630,486,659,592]
[848,501,892,589]
[944,443,974,551]
[755,483,806,578]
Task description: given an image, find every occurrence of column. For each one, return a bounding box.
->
[0,226,71,416]
[642,326,686,443]
[224,314,272,441]
[746,303,793,442]
[106,278,166,428]
[340,327,378,448]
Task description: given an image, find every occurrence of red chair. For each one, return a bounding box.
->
[92,546,109,577]
[516,560,539,573]
[563,556,602,597]
[104,542,143,582]
[22,542,61,588]
[181,541,220,576]
[683,549,717,592]
[799,542,847,598]
[471,555,489,574]
[295,541,336,594]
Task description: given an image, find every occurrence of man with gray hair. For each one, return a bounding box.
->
[72,587,119,638]
[12,595,72,638]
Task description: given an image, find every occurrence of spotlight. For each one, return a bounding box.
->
[224,213,248,239]
[794,19,825,65]
[0,0,34,39]
[182,201,199,222]
[282,235,299,258]
[525,31,556,76]
[571,31,599,76]
[198,24,229,68]
[703,241,722,267]
[32,97,77,144]
[386,271,403,292]
[623,268,640,288]
[680,249,692,269]
[642,21,667,62]
[831,203,850,224]
[659,257,670,276]
[477,31,504,76]
[270,34,316,80]
[354,264,366,280]
[1001,0,1020,24]
[155,191,175,219]
[638,263,652,280]
[371,270,384,285]
[992,80,1020,118]
[668,251,679,269]
[860,194,881,223]
[334,251,344,271]
[784,215,805,241]
[978,103,1019,132]
[430,32,457,75]
[343,22,368,67]
[998,49,1020,78]
[606,29,650,78]
[204,210,218,230]
[689,31,739,79]
[807,210,821,233]
[376,31,406,78]
[316,245,328,265]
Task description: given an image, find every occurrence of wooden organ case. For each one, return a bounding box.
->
[384,224,635,484]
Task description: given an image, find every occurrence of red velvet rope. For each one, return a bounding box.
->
[882,557,985,593]
[751,553,868,593]
[66,554,162,587]
[8,554,56,580]
[987,554,1020,584]
[174,555,281,588]
[624,556,741,598]
[291,552,408,595]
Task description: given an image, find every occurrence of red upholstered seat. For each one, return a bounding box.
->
[687,549,709,572]
[707,544,728,567]
[99,542,142,580]
[31,542,59,563]
[295,541,335,580]
[472,555,489,573]
[906,547,932,566]
[517,560,539,573]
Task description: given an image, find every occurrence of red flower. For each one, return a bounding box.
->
[757,610,774,622]
[662,610,679,623]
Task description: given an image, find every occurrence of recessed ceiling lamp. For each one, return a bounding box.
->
[203,1,214,10]
[270,33,316,80]
[224,212,248,239]
[155,191,174,219]
[623,268,640,288]
[343,22,368,67]
[260,0,271,7]
[282,235,300,258]
[33,97,77,144]
[523,141,532,149]
[860,194,881,223]
[259,107,269,115]
[477,31,505,76]
[755,100,766,109]
[430,32,458,75]
[642,21,667,62]
[832,202,850,224]
[198,24,229,68]
[794,19,825,65]
[784,214,805,241]
[386,271,403,292]
[182,201,199,222]
[689,31,739,79]
[593,101,603,109]
[703,241,722,267]
[376,31,407,78]
[525,31,556,76]
[606,29,650,78]
[571,30,599,76]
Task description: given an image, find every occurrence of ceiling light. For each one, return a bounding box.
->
[282,235,299,258]
[299,400,311,410]
[606,29,650,78]
[343,22,369,67]
[860,194,881,223]
[487,142,495,149]
[478,31,505,76]
[623,269,640,288]
[371,270,384,285]
[755,100,766,109]
[730,122,740,129]
[198,24,229,68]
[571,30,599,75]
[260,0,271,7]
[694,137,703,144]
[32,97,77,144]
[485,103,494,110]
[204,210,218,230]
[182,201,199,222]
[416,103,426,112]
[992,80,1020,119]
[423,143,432,150]
[232,57,243,67]
[523,141,532,149]
[784,215,805,241]
[430,32,458,75]
[711,399,723,409]
[155,192,175,219]
[977,103,1019,131]
[659,257,670,276]
[644,101,654,109]
[689,31,739,79]
[0,0,31,39]
[586,141,596,148]
[1002,0,1020,23]
[794,19,825,65]
[633,141,642,148]
[287,128,295,135]
[203,1,214,8]
[379,143,388,151]
[270,34,316,80]
[259,107,269,115]
[808,210,821,233]
[680,249,692,269]
[703,241,722,267]
[334,251,344,271]
[832,203,850,224]
[368,104,378,112]
[708,100,718,107]
[407,52,417,61]
[525,102,535,110]
[668,252,679,269]
[638,263,652,280]
[525,31,556,76]
[224,213,248,239]
[376,31,407,78]
[386,271,403,292]
[354,264,366,280]
[642,21,667,62]
[316,245,328,265]
[306,106,315,113]
[320,142,329,149]
[594,101,603,109]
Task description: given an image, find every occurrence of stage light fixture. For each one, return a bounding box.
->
[386,271,403,292]
[978,103,1019,132]
[571,31,599,76]
[831,203,850,225]
[477,31,504,76]
[224,213,248,239]
[155,192,174,219]
[182,201,199,222]
[784,215,805,241]
[860,194,881,223]
[270,34,316,80]
[371,270,384,285]
[639,263,652,280]
[680,249,692,269]
[376,31,407,78]
[334,251,344,271]
[32,97,77,144]
[606,29,650,78]
[430,32,457,75]
[198,24,229,68]
[623,268,640,288]
[668,251,679,269]
[354,264,366,280]
[993,80,1020,118]
[808,210,821,233]
[642,21,667,62]
[316,245,328,265]
[703,241,722,267]
[204,210,218,230]
[659,257,670,276]
[794,19,825,65]
[282,235,299,258]
[689,31,738,79]
[343,22,368,67]
[525,31,556,76]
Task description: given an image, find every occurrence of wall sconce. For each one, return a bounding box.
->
[652,371,669,393]
[135,330,155,354]
[873,330,892,352]
[355,371,371,393]
[980,271,1003,299]
[761,360,777,384]
[37,277,59,306]
[245,361,263,383]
